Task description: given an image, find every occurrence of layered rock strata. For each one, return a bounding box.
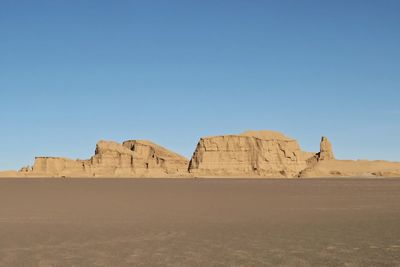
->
[1,130,400,178]
[31,157,90,177]
[188,131,315,178]
[17,140,189,178]
[122,140,189,176]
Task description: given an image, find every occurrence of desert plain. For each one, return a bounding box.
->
[0,178,400,266]
[1,130,400,266]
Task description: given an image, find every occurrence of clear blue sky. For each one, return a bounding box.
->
[1,0,399,170]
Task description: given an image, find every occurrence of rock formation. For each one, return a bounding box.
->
[89,141,134,176]
[122,140,189,176]
[188,131,315,178]
[299,137,400,178]
[1,130,400,178]
[318,137,335,161]
[14,140,189,178]
[31,157,90,177]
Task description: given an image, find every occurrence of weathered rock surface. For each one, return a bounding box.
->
[318,137,335,160]
[122,140,189,176]
[1,130,399,178]
[31,157,90,177]
[188,131,315,178]
[89,141,134,176]
[17,140,189,178]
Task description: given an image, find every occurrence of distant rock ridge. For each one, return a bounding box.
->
[0,130,399,178]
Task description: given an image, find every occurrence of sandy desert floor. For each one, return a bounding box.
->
[0,178,399,266]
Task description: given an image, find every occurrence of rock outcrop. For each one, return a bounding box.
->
[318,137,335,161]
[188,131,315,178]
[1,130,399,179]
[20,140,189,178]
[89,141,134,176]
[299,137,400,178]
[122,140,189,176]
[31,157,90,177]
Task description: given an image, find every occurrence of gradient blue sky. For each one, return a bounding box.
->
[1,0,399,170]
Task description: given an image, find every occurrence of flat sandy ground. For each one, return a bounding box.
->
[0,178,400,266]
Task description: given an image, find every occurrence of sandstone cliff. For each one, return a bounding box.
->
[188,131,315,178]
[122,140,189,176]
[19,140,189,178]
[31,157,90,177]
[89,141,134,176]
[1,130,399,178]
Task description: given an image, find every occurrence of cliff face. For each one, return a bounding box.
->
[122,140,189,176]
[188,131,314,177]
[31,157,90,177]
[4,130,400,179]
[26,140,189,178]
[90,141,134,176]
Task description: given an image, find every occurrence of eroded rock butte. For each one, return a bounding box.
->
[0,130,399,178]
